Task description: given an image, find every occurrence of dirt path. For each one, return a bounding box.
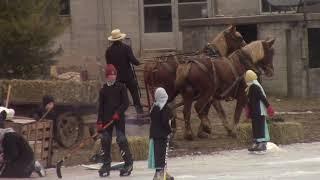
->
[52,96,320,166]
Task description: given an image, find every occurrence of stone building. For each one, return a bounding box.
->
[55,0,320,97]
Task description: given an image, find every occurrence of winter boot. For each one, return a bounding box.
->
[119,163,133,176]
[34,160,46,177]
[118,138,133,176]
[99,163,111,177]
[252,142,267,152]
[256,142,267,151]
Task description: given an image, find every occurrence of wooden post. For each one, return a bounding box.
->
[5,84,11,108]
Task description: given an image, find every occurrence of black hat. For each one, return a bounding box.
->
[42,95,54,106]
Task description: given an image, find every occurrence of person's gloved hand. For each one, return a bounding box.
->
[112,112,120,121]
[267,105,275,117]
[96,121,105,133]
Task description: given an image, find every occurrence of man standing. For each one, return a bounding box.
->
[97,64,133,177]
[105,29,143,114]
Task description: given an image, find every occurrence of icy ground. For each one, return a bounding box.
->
[39,142,320,180]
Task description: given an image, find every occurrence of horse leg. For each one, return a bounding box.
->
[196,103,211,138]
[230,99,246,137]
[194,92,212,139]
[211,100,232,135]
[167,100,177,139]
[145,82,151,110]
[182,87,194,141]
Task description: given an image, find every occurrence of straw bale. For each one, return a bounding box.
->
[237,122,304,145]
[0,79,100,104]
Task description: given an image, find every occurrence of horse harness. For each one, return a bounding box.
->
[189,49,260,101]
[203,43,221,58]
[220,50,261,100]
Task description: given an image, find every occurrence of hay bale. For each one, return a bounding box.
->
[91,136,149,162]
[237,122,304,145]
[0,79,100,104]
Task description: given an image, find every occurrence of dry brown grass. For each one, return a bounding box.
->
[237,122,304,145]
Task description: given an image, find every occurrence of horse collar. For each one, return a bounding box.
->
[205,43,221,58]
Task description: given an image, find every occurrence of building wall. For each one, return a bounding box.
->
[54,0,141,79]
[258,23,289,96]
[214,0,260,16]
[110,0,141,55]
[54,0,102,79]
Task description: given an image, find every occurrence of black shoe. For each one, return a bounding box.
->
[251,142,267,152]
[99,163,110,177]
[119,163,133,176]
[34,160,46,177]
[256,142,267,151]
[248,143,258,152]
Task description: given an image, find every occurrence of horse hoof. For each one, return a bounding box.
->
[202,126,212,134]
[184,133,194,141]
[197,131,210,139]
[227,130,237,138]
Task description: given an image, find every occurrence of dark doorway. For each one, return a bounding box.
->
[308,28,320,68]
[236,24,258,43]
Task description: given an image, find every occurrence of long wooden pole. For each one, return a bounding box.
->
[5,85,11,108]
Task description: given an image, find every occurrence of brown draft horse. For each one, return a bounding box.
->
[143,25,246,107]
[175,39,276,140]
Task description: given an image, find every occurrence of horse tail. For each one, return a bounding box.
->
[175,63,191,91]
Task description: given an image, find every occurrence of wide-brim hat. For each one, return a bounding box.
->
[108,29,126,41]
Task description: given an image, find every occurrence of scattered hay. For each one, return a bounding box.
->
[0,79,100,104]
[237,122,304,145]
[91,136,149,162]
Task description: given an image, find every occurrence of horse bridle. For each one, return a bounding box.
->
[224,31,245,45]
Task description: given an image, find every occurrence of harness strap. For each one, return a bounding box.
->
[210,60,218,93]
[220,75,244,99]
[191,59,217,86]
[224,56,239,78]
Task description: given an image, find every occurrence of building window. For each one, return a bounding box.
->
[60,0,70,16]
[144,0,172,33]
[178,0,208,19]
[308,28,320,68]
[260,0,297,13]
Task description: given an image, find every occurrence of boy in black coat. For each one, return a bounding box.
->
[244,70,275,152]
[0,128,45,178]
[148,87,174,180]
[97,64,133,177]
